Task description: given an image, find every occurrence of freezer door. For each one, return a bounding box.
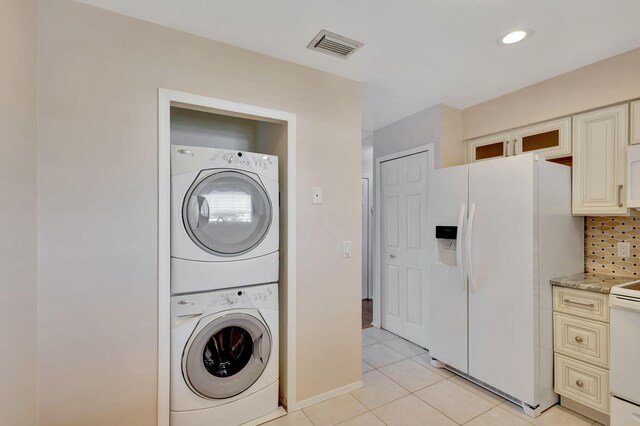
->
[611,397,640,426]
[467,155,538,405]
[428,164,469,373]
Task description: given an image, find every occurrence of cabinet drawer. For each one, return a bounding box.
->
[553,287,609,322]
[555,354,609,414]
[554,313,609,367]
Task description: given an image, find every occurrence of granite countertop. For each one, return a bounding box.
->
[550,272,639,294]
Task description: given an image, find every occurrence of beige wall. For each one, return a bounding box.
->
[373,104,442,164]
[463,47,640,140]
[37,1,362,425]
[373,103,464,168]
[0,0,38,425]
[439,105,464,168]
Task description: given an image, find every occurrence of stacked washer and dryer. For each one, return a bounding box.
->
[170,145,280,426]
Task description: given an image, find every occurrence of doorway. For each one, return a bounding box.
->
[361,178,373,329]
[374,146,432,348]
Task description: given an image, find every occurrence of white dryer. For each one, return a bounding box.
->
[171,283,279,426]
[171,145,279,294]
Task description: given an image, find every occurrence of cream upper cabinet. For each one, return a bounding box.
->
[467,132,511,163]
[513,117,571,159]
[631,100,640,145]
[572,104,628,216]
[467,117,571,163]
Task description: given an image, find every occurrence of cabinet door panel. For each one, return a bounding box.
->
[467,133,510,163]
[572,105,627,215]
[513,117,571,159]
[632,100,640,145]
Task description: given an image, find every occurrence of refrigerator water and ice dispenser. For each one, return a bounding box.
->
[435,226,458,267]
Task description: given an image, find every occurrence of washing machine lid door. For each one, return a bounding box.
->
[183,170,272,256]
[184,312,272,399]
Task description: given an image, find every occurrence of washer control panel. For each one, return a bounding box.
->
[171,284,277,321]
[208,286,275,309]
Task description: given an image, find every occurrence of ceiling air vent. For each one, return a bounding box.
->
[307,30,363,59]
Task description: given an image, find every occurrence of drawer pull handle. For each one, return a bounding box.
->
[576,380,584,388]
[563,299,595,308]
[574,336,584,343]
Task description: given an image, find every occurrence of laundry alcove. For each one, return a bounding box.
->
[158,89,297,425]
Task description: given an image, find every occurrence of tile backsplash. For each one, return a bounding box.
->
[585,215,639,277]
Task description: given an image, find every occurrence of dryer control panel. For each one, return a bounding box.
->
[219,151,275,172]
[221,151,251,166]
[171,145,279,181]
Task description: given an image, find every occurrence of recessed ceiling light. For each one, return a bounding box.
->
[498,29,531,46]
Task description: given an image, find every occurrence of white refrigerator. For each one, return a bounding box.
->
[428,154,583,416]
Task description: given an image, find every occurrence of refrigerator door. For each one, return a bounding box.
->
[467,154,538,405]
[428,164,469,373]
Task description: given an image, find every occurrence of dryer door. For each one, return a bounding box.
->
[184,312,272,399]
[183,170,272,257]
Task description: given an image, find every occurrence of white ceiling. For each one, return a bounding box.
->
[77,0,640,131]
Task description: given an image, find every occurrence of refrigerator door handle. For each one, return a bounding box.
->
[466,203,477,293]
[456,204,466,290]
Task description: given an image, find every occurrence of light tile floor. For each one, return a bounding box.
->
[263,329,600,426]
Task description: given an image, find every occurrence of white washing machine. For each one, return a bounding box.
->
[171,283,279,426]
[171,145,279,294]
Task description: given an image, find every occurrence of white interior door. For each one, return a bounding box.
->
[428,164,469,373]
[381,151,429,348]
[362,178,370,299]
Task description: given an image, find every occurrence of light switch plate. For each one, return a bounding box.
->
[343,241,352,258]
[618,241,631,258]
[312,186,322,204]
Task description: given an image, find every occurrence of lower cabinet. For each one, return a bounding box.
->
[553,287,610,424]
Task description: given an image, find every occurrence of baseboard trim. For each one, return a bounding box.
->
[560,396,609,425]
[240,406,287,426]
[294,381,364,410]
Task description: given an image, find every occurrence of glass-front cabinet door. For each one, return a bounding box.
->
[513,117,571,159]
[467,132,512,163]
[467,117,571,164]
